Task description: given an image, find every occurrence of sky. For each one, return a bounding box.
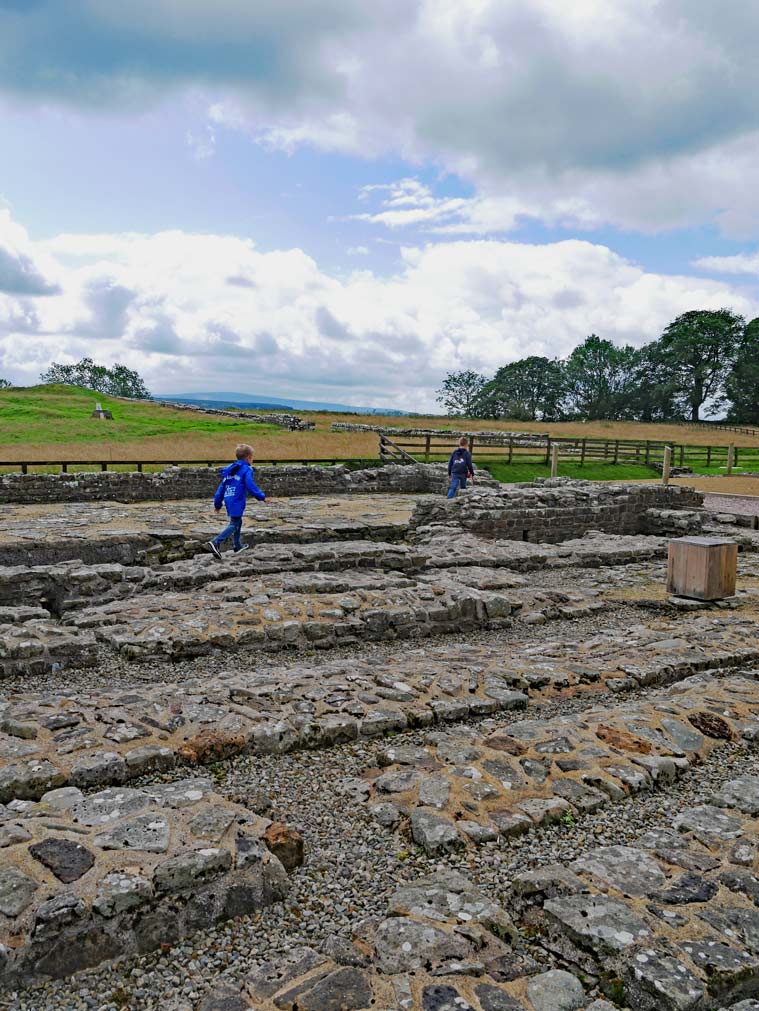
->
[1,1,759,411]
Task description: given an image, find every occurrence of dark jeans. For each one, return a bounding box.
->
[213,515,243,551]
[447,474,467,498]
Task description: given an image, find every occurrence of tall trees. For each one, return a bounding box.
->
[725,317,759,425]
[657,309,744,421]
[434,370,486,417]
[563,335,638,420]
[0,379,11,389]
[39,358,152,399]
[475,357,565,420]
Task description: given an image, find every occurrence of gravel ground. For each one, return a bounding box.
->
[703,491,759,516]
[7,666,758,1011]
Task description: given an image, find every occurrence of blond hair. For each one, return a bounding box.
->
[235,443,254,460]
[458,437,469,447]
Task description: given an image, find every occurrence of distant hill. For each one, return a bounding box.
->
[159,391,406,415]
[161,396,295,412]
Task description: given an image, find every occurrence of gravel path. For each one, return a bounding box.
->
[8,668,758,1011]
[703,491,759,516]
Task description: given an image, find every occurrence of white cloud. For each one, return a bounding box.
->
[1,210,756,409]
[694,251,759,275]
[4,2,759,236]
[0,209,61,295]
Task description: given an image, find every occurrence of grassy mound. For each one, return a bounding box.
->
[0,385,278,447]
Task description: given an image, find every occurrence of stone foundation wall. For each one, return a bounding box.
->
[150,399,314,429]
[411,479,704,544]
[0,463,472,505]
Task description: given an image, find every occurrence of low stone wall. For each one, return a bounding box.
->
[150,399,314,429]
[411,479,704,544]
[0,463,468,505]
[333,422,545,445]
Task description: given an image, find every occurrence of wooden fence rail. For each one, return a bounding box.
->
[384,434,757,469]
[0,457,379,475]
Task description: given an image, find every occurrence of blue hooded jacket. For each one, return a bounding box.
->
[214,460,266,517]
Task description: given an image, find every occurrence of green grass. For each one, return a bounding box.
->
[482,461,659,483]
[0,384,278,446]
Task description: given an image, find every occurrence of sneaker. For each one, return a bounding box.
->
[207,540,222,560]
[234,544,250,554]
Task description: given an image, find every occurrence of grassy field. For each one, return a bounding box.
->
[1,386,758,489]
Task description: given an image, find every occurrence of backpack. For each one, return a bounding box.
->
[451,449,469,475]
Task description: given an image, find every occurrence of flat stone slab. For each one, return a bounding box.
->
[0,778,290,988]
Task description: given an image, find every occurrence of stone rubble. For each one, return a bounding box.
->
[0,473,757,1009]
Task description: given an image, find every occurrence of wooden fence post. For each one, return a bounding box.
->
[580,438,586,465]
[706,445,712,468]
[645,441,650,465]
[662,446,672,486]
[550,443,559,478]
[727,443,735,475]
[545,436,551,465]
[424,434,431,464]
[613,440,619,464]
[508,438,513,464]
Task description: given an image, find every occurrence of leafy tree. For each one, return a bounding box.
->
[725,317,759,425]
[623,342,683,422]
[563,335,639,420]
[474,356,566,420]
[657,309,744,421]
[435,369,486,417]
[40,357,151,399]
[0,379,11,389]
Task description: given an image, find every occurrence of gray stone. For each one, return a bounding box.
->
[124,744,176,775]
[70,751,126,789]
[94,813,171,853]
[675,805,744,847]
[153,847,232,892]
[197,987,251,1011]
[712,776,759,816]
[627,949,705,1011]
[143,777,212,808]
[458,820,498,843]
[679,938,759,999]
[274,966,372,1011]
[551,779,607,812]
[654,872,718,905]
[411,810,463,854]
[188,805,236,842]
[245,948,328,1001]
[92,871,154,917]
[0,759,67,803]
[421,984,473,1011]
[543,894,651,956]
[660,717,706,754]
[526,970,585,1011]
[375,769,421,794]
[518,797,571,825]
[72,787,149,826]
[572,846,667,897]
[370,802,400,827]
[387,873,516,942]
[373,917,470,974]
[419,776,450,809]
[0,864,38,916]
[28,837,95,882]
[320,935,369,968]
[474,984,527,1011]
[0,822,31,847]
[39,786,84,811]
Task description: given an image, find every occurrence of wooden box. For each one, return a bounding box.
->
[666,537,738,600]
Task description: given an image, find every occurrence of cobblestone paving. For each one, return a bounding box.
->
[1,478,759,1010]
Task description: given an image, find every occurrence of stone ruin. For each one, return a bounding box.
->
[0,466,758,1009]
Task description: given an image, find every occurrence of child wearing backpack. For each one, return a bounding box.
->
[447,436,475,498]
[208,443,267,558]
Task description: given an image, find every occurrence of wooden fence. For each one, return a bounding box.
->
[380,433,754,469]
[0,457,378,475]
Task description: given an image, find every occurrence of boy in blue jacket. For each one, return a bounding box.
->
[208,443,267,559]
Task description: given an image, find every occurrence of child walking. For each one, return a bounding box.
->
[447,436,475,498]
[208,443,267,558]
